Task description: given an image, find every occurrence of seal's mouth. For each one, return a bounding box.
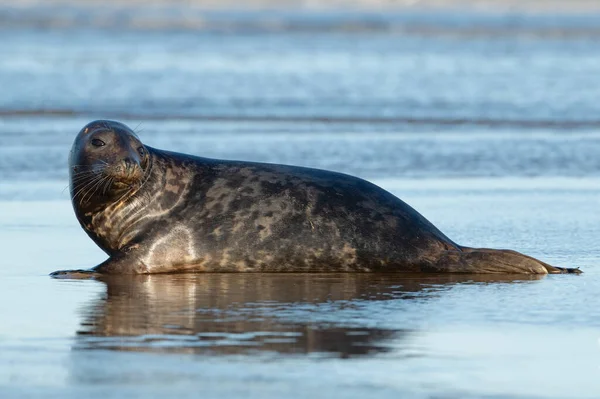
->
[109,172,143,193]
[106,159,144,189]
[112,181,134,189]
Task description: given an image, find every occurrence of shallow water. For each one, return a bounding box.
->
[1,4,600,399]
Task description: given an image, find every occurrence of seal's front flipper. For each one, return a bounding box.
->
[425,247,583,275]
[51,253,147,278]
[49,269,100,279]
[91,254,149,274]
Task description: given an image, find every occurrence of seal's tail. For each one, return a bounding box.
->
[429,246,582,274]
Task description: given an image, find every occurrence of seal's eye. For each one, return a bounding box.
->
[91,138,105,147]
[138,146,145,157]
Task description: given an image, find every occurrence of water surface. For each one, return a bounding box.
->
[1,4,599,399]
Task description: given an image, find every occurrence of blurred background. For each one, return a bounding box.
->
[2,0,600,194]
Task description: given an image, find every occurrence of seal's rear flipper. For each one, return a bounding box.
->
[426,247,583,275]
[543,265,583,274]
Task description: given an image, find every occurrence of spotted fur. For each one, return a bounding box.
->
[51,120,582,276]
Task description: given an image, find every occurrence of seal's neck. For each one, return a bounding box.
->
[73,149,199,254]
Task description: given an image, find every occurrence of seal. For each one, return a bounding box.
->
[51,120,581,276]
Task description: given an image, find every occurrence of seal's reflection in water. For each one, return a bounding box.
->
[75,274,542,358]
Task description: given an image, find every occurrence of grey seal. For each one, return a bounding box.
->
[51,120,581,276]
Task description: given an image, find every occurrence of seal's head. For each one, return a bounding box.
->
[69,120,150,209]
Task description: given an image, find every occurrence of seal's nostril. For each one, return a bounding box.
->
[122,158,136,173]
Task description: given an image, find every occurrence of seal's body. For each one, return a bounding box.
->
[54,120,580,275]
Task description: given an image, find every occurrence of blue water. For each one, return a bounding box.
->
[0,4,599,398]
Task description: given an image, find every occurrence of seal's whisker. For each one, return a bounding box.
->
[100,177,110,196]
[74,180,101,204]
[61,183,72,194]
[102,176,115,196]
[115,186,134,205]
[80,182,101,206]
[129,154,154,199]
[72,174,100,194]
[83,175,111,205]
[71,174,101,189]
[71,180,95,192]
[90,176,111,203]
[71,168,100,174]
[70,170,109,187]
[70,165,108,173]
[71,173,100,183]
[111,192,128,209]
[72,175,104,202]
[71,170,105,180]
